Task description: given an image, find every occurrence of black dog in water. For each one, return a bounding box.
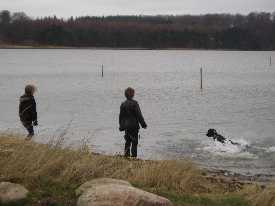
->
[206,129,239,145]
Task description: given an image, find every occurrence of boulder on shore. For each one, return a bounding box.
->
[76,178,173,206]
[0,182,29,205]
[76,178,132,196]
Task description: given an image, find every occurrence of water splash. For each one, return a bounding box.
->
[265,146,275,153]
[202,138,257,159]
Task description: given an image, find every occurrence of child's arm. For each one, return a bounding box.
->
[31,98,38,125]
[136,102,147,129]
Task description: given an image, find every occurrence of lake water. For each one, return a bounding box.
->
[1,49,275,176]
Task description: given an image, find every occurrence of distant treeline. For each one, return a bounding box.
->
[0,10,275,50]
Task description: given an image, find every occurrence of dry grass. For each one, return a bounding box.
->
[0,134,220,194]
[241,185,275,206]
[0,133,273,206]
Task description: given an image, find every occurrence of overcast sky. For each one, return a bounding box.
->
[1,0,275,18]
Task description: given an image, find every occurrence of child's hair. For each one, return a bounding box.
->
[25,84,36,95]
[124,87,135,99]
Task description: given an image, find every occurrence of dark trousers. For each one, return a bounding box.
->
[22,121,34,137]
[124,129,139,158]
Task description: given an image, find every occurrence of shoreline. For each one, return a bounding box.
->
[0,44,274,51]
[204,168,275,185]
[0,134,275,206]
[1,133,274,185]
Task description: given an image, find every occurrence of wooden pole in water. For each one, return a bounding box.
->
[270,56,272,66]
[200,67,203,90]
[101,64,104,77]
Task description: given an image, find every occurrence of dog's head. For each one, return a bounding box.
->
[206,129,217,137]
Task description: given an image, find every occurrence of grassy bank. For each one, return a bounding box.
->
[0,134,274,206]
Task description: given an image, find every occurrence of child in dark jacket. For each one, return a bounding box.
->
[19,85,38,140]
[119,87,147,158]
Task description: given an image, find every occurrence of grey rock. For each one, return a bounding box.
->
[76,178,173,206]
[76,178,132,196]
[0,182,29,204]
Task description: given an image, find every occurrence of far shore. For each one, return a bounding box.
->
[0,44,274,51]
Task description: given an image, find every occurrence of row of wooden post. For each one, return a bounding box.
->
[100,56,272,90]
[200,67,203,90]
[100,64,204,89]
